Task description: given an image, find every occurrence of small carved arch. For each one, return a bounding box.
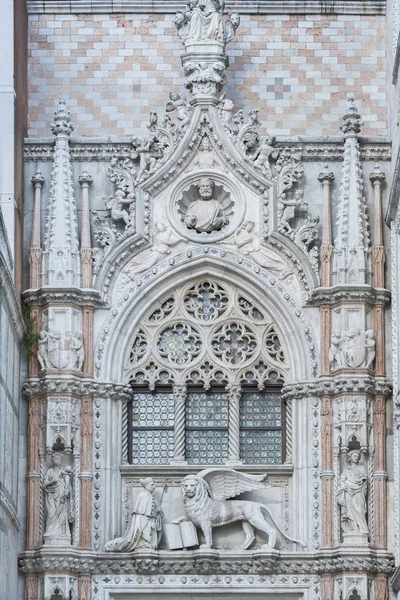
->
[50,588,64,600]
[348,589,361,600]
[52,436,66,451]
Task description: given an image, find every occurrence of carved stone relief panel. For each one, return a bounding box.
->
[39,307,83,372]
[167,170,246,244]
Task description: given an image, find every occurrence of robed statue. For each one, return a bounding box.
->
[104,477,162,552]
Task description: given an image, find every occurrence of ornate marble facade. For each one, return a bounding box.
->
[3,0,398,599]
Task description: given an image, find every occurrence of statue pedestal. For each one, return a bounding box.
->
[342,532,369,546]
[43,534,71,547]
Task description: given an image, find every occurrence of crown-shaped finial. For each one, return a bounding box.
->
[340,94,363,137]
[51,99,74,137]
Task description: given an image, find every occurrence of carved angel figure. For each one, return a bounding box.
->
[278,191,307,235]
[121,222,182,279]
[234,221,293,281]
[131,136,157,182]
[251,136,279,179]
[105,189,135,226]
[173,469,306,550]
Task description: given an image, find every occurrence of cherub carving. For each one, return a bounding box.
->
[173,469,306,550]
[105,189,135,226]
[166,92,191,129]
[278,190,307,234]
[252,136,279,178]
[131,136,157,182]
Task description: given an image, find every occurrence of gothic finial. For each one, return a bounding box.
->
[78,171,93,187]
[369,163,385,185]
[32,170,45,187]
[340,94,363,137]
[318,164,334,184]
[51,99,74,137]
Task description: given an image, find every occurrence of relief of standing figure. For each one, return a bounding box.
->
[43,453,73,543]
[104,477,163,552]
[337,449,368,536]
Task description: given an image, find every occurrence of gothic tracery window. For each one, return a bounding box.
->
[124,280,289,466]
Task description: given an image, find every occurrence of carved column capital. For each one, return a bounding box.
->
[78,171,93,188]
[369,163,385,185]
[318,164,334,185]
[31,170,45,188]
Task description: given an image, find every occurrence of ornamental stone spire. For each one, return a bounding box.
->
[332,95,371,285]
[42,99,80,287]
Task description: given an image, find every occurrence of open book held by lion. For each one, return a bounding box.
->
[173,468,306,550]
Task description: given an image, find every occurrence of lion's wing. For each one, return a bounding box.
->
[197,468,267,501]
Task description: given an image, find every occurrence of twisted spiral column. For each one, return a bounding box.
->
[227,383,241,464]
[173,385,187,464]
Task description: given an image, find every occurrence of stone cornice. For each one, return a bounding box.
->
[22,376,131,401]
[22,286,106,309]
[26,0,386,15]
[307,285,391,307]
[120,464,294,478]
[19,548,394,575]
[282,377,392,399]
[23,139,391,163]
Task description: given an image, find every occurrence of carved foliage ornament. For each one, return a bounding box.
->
[124,279,289,389]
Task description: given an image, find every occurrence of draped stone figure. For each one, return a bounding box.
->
[184,178,227,233]
[337,450,368,536]
[43,453,73,543]
[104,478,162,552]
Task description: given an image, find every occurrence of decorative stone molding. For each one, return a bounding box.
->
[308,285,390,307]
[22,288,104,308]
[30,170,45,289]
[19,549,395,576]
[23,141,391,164]
[282,378,392,400]
[22,377,132,402]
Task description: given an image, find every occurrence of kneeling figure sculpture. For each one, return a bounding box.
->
[174,469,306,550]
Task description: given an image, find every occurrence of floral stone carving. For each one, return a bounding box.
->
[172,469,306,550]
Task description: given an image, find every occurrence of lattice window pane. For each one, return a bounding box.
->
[240,392,281,427]
[239,430,282,464]
[131,391,174,464]
[239,390,283,465]
[186,391,229,464]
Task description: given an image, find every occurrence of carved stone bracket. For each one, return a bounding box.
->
[19,549,395,576]
[22,288,105,309]
[282,377,392,400]
[308,285,390,307]
[22,377,132,402]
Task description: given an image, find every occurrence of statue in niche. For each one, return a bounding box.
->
[233,221,293,281]
[104,477,162,552]
[166,92,191,129]
[337,449,368,536]
[69,331,84,371]
[365,330,376,368]
[173,469,306,550]
[44,453,73,542]
[38,330,50,370]
[184,177,228,233]
[121,222,182,279]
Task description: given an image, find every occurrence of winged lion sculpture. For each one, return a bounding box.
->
[173,468,306,550]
